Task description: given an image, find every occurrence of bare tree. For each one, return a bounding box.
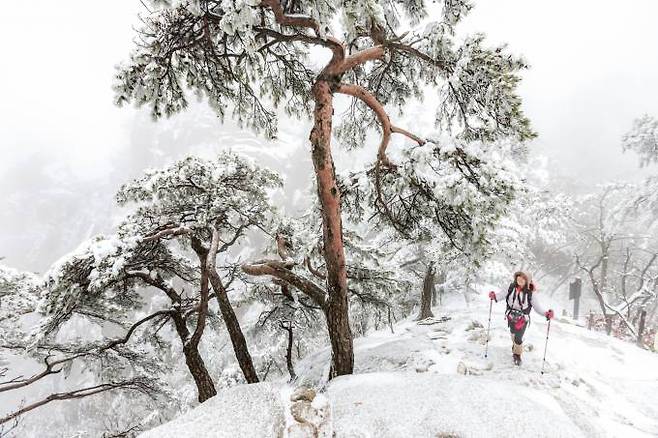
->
[574,184,657,338]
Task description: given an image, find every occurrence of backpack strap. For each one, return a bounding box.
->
[522,290,533,315]
[505,283,515,316]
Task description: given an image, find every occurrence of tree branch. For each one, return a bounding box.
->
[242,260,327,308]
[336,83,424,167]
[276,234,292,261]
[0,310,171,393]
[388,41,452,73]
[187,229,218,347]
[260,0,319,33]
[0,378,153,426]
[335,45,385,74]
[125,270,182,304]
[142,226,191,242]
[304,256,326,280]
[259,0,344,64]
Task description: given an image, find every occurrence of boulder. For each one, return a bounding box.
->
[291,386,317,403]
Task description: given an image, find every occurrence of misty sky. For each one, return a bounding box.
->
[2,0,658,271]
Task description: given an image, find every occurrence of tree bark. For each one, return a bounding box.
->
[183,345,218,403]
[280,322,296,382]
[170,312,217,403]
[417,263,435,320]
[208,270,260,384]
[192,234,259,384]
[126,267,216,403]
[310,78,354,378]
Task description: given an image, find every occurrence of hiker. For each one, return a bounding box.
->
[487,271,554,366]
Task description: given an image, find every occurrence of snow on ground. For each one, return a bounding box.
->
[139,293,658,437]
[328,372,581,438]
[139,382,285,438]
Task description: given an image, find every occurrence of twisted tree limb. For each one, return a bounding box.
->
[242,260,327,308]
[0,310,171,394]
[0,378,154,426]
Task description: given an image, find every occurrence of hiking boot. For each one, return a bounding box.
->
[513,353,522,366]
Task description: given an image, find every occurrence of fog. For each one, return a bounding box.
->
[1,0,658,272]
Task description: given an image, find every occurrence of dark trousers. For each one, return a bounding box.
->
[509,318,527,344]
[508,314,527,355]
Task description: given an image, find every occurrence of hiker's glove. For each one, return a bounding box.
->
[545,309,554,320]
[488,291,497,302]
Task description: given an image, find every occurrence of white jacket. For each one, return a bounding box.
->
[496,284,548,318]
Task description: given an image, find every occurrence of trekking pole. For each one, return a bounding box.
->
[484,294,495,358]
[540,319,552,375]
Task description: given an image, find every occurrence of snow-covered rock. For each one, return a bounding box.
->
[288,389,332,438]
[139,382,285,438]
[290,386,317,402]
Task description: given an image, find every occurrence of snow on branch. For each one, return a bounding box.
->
[622,115,658,168]
[242,259,327,308]
[0,377,156,426]
[0,310,172,394]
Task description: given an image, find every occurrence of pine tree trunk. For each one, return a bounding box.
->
[183,345,218,403]
[417,264,435,320]
[171,312,217,402]
[310,79,354,378]
[208,271,260,383]
[281,323,296,382]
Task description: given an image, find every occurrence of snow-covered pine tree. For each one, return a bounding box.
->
[116,153,282,386]
[114,0,534,376]
[244,208,412,378]
[0,262,161,431]
[0,263,42,385]
[32,153,282,403]
[337,138,528,317]
[0,264,41,335]
[623,115,658,168]
[623,115,658,218]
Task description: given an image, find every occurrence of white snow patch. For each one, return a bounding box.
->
[138,382,285,438]
[327,372,584,438]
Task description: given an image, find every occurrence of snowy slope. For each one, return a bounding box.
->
[327,372,583,438]
[139,382,285,438]
[138,294,658,438]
